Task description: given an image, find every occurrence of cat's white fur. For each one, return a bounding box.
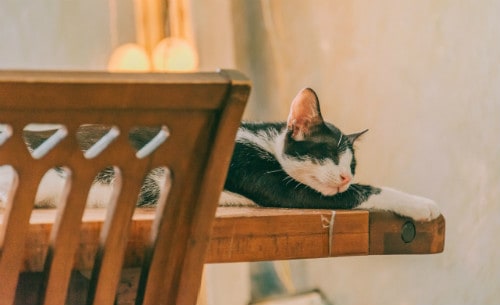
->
[0,166,15,205]
[274,132,353,196]
[0,166,115,208]
[355,187,440,221]
[219,191,258,207]
[235,127,279,157]
[35,168,67,207]
[237,128,354,196]
[39,169,116,208]
[85,183,115,208]
[226,127,440,221]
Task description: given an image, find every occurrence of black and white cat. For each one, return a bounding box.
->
[221,88,440,221]
[0,88,440,221]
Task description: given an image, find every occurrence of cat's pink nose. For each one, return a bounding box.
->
[339,174,351,186]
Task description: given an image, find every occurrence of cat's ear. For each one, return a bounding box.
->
[287,88,324,141]
[346,129,369,143]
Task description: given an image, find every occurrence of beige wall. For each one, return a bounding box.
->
[0,0,135,70]
[196,1,500,304]
[2,1,499,304]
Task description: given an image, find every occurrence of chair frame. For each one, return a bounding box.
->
[0,70,250,305]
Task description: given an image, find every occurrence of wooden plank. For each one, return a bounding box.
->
[7,206,444,274]
[207,208,369,262]
[369,211,445,255]
[161,73,249,305]
[0,168,45,305]
[329,211,369,257]
[40,169,96,305]
[208,208,334,262]
[85,166,147,305]
[0,70,230,110]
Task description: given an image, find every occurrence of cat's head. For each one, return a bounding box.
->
[276,88,367,196]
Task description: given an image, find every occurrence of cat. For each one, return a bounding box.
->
[0,88,440,221]
[222,88,440,221]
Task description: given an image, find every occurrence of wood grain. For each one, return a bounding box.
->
[369,211,445,255]
[6,206,445,274]
[0,70,250,305]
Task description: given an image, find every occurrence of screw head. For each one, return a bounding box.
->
[401,221,416,243]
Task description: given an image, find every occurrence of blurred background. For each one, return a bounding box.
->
[2,0,500,304]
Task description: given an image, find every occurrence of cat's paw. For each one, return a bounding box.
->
[400,196,441,221]
[219,191,258,207]
[356,187,441,222]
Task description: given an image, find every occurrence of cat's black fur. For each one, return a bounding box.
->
[224,122,381,209]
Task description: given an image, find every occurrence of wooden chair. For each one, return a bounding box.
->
[0,70,250,305]
[0,70,445,305]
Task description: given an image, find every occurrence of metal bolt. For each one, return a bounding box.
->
[401,221,416,243]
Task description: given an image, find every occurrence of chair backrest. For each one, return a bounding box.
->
[0,70,250,305]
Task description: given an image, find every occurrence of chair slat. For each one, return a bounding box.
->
[87,166,146,305]
[137,71,249,305]
[0,70,250,305]
[0,171,44,305]
[41,169,96,305]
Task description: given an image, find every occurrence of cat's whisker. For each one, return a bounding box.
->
[294,181,306,190]
[282,175,295,186]
[265,169,284,175]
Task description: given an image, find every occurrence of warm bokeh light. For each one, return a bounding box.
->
[107,43,151,72]
[152,37,198,72]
